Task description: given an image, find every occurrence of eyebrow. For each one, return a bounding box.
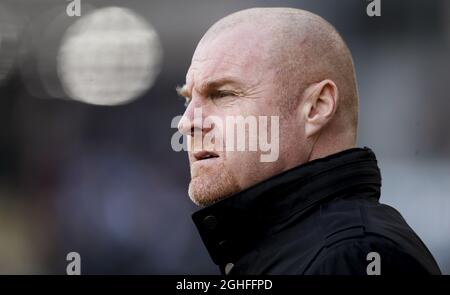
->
[176,76,245,99]
[176,84,190,98]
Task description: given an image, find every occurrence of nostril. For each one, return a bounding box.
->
[177,116,192,135]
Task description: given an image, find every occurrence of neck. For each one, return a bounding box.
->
[308,128,356,162]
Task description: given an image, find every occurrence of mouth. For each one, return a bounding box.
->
[193,151,220,162]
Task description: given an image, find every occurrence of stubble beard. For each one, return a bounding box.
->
[188,160,241,207]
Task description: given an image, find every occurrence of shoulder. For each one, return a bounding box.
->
[302,197,441,274]
[305,234,431,275]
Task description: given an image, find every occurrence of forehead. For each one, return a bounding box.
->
[186,26,272,86]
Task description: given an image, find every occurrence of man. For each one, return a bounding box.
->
[176,7,441,275]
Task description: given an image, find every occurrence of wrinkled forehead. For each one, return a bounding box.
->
[186,26,273,86]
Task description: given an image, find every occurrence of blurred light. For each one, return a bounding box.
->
[57,7,163,106]
[18,4,97,100]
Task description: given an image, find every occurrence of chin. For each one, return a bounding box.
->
[188,170,240,207]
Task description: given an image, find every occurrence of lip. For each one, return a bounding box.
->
[193,151,220,162]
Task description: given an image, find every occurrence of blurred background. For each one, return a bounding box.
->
[0,0,449,274]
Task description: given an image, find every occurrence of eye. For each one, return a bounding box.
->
[211,90,235,99]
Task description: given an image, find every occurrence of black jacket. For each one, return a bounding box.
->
[192,147,441,275]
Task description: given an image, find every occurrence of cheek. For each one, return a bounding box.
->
[280,117,304,143]
[223,151,261,187]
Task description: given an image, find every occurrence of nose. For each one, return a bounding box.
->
[177,101,213,137]
[178,114,194,136]
[178,103,196,136]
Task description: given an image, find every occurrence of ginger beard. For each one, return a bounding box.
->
[186,116,242,206]
[188,153,240,207]
[186,117,265,207]
[185,112,282,207]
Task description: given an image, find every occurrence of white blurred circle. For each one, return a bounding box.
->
[57,7,162,106]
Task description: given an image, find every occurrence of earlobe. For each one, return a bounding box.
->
[303,80,338,138]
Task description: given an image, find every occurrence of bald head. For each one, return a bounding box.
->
[199,7,358,134]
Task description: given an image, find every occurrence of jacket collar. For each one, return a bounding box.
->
[192,147,382,268]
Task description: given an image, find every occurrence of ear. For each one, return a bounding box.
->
[302,80,339,139]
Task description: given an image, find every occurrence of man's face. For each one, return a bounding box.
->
[178,26,305,206]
